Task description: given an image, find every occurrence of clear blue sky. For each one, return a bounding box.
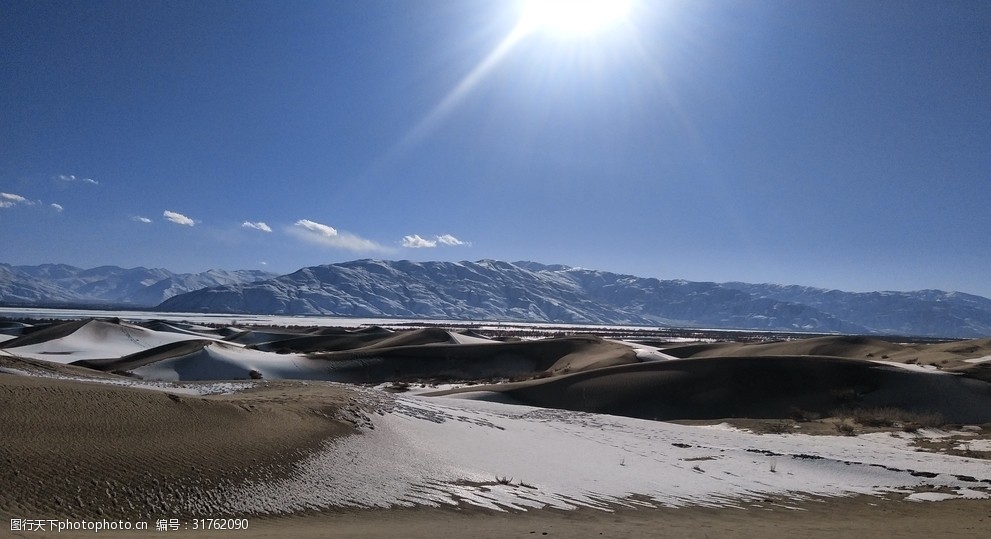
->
[2,0,989,297]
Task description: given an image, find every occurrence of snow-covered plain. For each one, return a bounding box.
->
[227,393,991,514]
[0,307,668,332]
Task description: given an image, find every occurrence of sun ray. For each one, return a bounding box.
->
[378,0,637,167]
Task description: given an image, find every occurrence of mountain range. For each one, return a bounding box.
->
[3,259,990,338]
[151,259,991,338]
[0,263,275,307]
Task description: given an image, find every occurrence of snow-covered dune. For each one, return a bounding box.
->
[0,318,214,362]
[228,393,991,513]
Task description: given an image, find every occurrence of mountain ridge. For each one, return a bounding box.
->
[5,259,990,338]
[154,259,991,338]
[0,263,276,307]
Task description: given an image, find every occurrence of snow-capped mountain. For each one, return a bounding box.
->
[157,259,991,338]
[0,263,276,306]
[7,259,990,338]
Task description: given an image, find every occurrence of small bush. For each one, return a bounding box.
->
[790,407,819,422]
[764,422,792,434]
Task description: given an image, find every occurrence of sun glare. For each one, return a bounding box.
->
[519,0,634,37]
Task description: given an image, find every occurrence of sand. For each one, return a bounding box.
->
[0,375,359,521]
[7,496,991,538]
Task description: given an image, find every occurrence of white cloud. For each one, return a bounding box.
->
[131,216,152,223]
[402,234,437,248]
[295,219,338,237]
[1,192,28,203]
[400,233,470,249]
[55,174,98,185]
[291,219,387,252]
[163,210,195,226]
[50,203,64,212]
[242,221,273,233]
[0,192,33,208]
[437,234,469,246]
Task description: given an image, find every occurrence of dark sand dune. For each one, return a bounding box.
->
[663,335,909,360]
[0,319,91,348]
[429,355,991,424]
[245,327,486,355]
[312,325,393,336]
[0,320,32,337]
[71,339,218,372]
[224,328,310,346]
[307,335,638,384]
[247,333,392,353]
[664,335,991,382]
[0,349,132,380]
[354,327,460,349]
[457,328,494,340]
[228,325,395,351]
[242,327,410,353]
[138,319,230,338]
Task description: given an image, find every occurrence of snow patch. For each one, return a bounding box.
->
[225,395,991,514]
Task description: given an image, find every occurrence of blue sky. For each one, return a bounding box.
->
[2,0,989,297]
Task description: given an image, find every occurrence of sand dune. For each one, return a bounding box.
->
[664,335,991,382]
[303,334,638,383]
[663,335,909,359]
[4,320,990,422]
[429,355,991,424]
[244,326,496,353]
[0,318,212,363]
[0,320,32,337]
[1,320,639,383]
[241,326,410,353]
[0,374,358,521]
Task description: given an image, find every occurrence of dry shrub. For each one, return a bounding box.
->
[790,407,820,422]
[836,420,856,436]
[849,407,944,429]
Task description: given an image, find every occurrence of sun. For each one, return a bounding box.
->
[518,0,634,37]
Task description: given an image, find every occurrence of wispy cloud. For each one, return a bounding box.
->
[242,221,272,233]
[163,210,195,226]
[50,203,64,212]
[291,219,388,252]
[0,192,33,208]
[402,234,437,248]
[131,215,152,223]
[295,219,337,237]
[437,234,469,247]
[401,233,471,248]
[55,174,98,185]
